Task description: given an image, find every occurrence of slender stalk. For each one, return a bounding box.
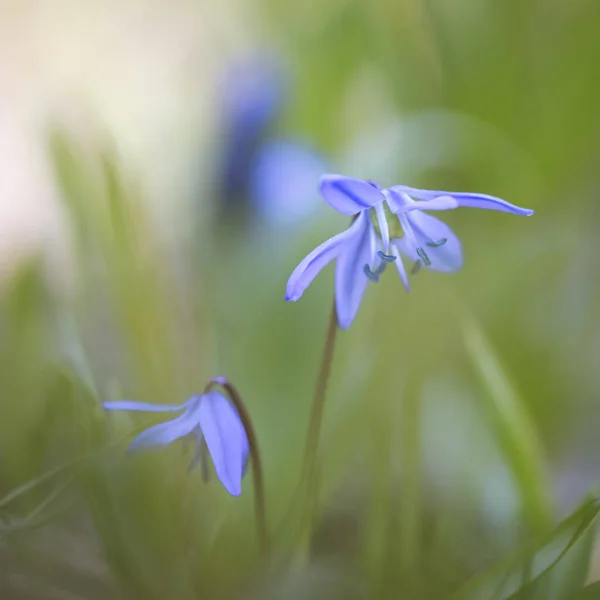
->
[204,376,269,557]
[296,298,339,556]
[301,298,339,486]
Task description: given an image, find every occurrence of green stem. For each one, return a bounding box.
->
[204,377,269,558]
[297,299,339,556]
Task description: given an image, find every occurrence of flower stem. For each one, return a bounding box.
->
[205,377,270,558]
[297,298,339,556]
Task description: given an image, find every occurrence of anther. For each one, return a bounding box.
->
[377,250,397,263]
[416,247,431,267]
[364,264,380,282]
[426,238,447,248]
[411,260,422,275]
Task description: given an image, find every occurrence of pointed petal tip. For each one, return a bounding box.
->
[126,439,148,454]
[318,173,343,195]
[103,400,136,411]
[225,485,242,497]
[125,443,137,454]
[319,174,384,215]
[335,312,351,330]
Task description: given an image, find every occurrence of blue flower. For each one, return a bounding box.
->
[104,392,250,496]
[286,174,534,329]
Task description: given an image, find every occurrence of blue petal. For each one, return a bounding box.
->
[127,401,201,452]
[103,400,186,412]
[334,212,376,329]
[384,188,412,213]
[198,392,249,497]
[391,185,534,216]
[385,188,459,213]
[395,212,462,273]
[320,174,384,216]
[286,214,367,302]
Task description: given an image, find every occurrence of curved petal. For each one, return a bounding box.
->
[127,406,200,452]
[104,400,185,412]
[320,174,384,215]
[406,196,458,211]
[385,188,458,213]
[395,211,462,273]
[199,392,249,497]
[384,188,413,213]
[391,185,534,216]
[334,212,376,329]
[285,214,366,302]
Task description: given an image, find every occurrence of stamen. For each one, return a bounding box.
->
[187,428,202,472]
[364,264,380,282]
[416,247,431,266]
[200,440,210,483]
[377,250,397,263]
[426,238,447,248]
[374,202,390,253]
[411,260,422,275]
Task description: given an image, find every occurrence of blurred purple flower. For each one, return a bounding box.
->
[218,57,285,209]
[216,56,327,224]
[104,392,249,496]
[286,174,534,329]
[251,139,326,225]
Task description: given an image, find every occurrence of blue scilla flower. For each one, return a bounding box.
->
[286,174,534,329]
[104,392,250,496]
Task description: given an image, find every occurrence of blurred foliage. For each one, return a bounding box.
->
[1,0,600,598]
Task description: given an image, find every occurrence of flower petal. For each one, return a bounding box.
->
[391,185,534,216]
[285,214,366,302]
[385,188,458,213]
[199,392,249,497]
[334,212,376,329]
[320,174,384,215]
[127,402,201,452]
[395,211,463,273]
[103,400,185,412]
[384,188,413,213]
